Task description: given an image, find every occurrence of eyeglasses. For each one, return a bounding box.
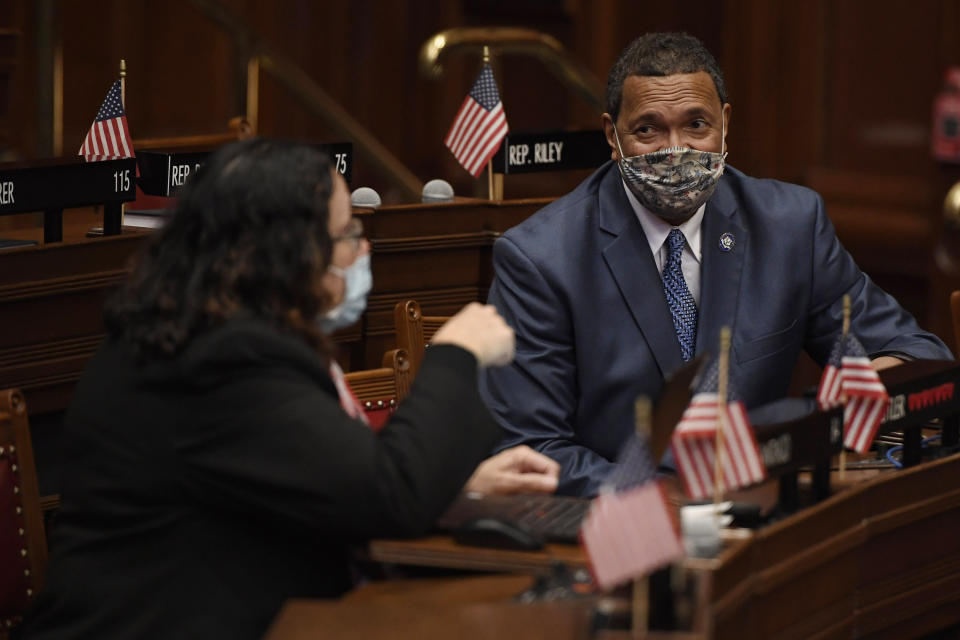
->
[332,217,365,253]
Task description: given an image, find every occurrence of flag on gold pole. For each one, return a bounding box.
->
[816,296,890,458]
[580,398,683,593]
[671,329,768,500]
[444,47,508,180]
[78,72,134,162]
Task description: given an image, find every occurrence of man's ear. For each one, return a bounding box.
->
[721,103,732,154]
[602,113,620,162]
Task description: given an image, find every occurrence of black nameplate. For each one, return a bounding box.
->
[754,407,843,478]
[136,143,354,197]
[137,151,208,197]
[0,158,137,215]
[323,143,353,184]
[876,359,960,434]
[491,130,609,174]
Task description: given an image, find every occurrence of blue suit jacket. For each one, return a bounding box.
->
[480,162,952,497]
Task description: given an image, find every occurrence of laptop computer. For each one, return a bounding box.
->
[436,354,708,546]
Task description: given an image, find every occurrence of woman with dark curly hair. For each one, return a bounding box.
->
[20,139,553,640]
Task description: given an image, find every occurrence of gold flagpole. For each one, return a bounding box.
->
[119,59,127,228]
[839,295,851,482]
[714,327,731,504]
[487,158,494,200]
[632,576,648,638]
[632,397,651,638]
[119,59,126,107]
[482,45,495,201]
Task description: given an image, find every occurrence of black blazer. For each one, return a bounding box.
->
[21,319,499,639]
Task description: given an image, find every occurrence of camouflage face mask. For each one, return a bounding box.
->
[612,124,727,224]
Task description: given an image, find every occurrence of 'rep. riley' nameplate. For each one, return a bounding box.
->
[491,130,610,174]
[0,157,137,215]
[136,143,354,197]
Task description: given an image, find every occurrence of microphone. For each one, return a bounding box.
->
[351,187,382,208]
[422,179,454,203]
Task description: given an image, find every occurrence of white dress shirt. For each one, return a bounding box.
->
[621,181,704,307]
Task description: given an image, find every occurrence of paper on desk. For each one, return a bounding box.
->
[681,502,733,557]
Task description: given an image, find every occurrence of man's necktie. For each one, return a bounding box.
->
[662,228,698,361]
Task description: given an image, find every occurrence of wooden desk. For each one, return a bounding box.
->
[265,574,704,640]
[0,231,149,416]
[668,453,960,639]
[0,196,549,421]
[368,452,960,639]
[0,196,549,417]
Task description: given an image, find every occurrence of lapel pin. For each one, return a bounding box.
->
[719,232,735,252]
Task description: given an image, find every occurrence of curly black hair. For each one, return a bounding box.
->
[106,138,336,361]
[606,32,727,122]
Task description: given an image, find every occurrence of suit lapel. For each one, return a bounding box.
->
[598,166,685,377]
[696,178,746,361]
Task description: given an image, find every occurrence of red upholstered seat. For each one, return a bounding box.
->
[359,399,398,432]
[344,349,410,433]
[0,389,46,637]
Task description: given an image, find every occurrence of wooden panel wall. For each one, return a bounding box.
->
[6,0,960,335]
[6,0,960,502]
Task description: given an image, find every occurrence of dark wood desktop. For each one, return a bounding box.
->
[265,573,706,640]
[361,451,960,639]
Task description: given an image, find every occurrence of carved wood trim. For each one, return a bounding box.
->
[0,371,84,392]
[859,554,960,609]
[371,232,498,253]
[856,567,960,635]
[0,335,103,369]
[754,524,867,594]
[0,270,127,303]
[365,287,479,313]
[865,485,960,534]
[38,495,59,513]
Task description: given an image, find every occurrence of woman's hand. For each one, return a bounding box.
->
[431,302,515,367]
[464,446,560,495]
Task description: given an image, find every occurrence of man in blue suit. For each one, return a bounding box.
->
[479,32,952,497]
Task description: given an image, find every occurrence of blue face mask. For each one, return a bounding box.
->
[320,253,372,332]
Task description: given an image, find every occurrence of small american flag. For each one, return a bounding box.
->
[79,79,133,162]
[580,481,683,591]
[816,333,889,453]
[444,64,508,177]
[671,362,767,500]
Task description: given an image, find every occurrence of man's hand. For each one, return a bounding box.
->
[464,446,560,495]
[871,356,904,371]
